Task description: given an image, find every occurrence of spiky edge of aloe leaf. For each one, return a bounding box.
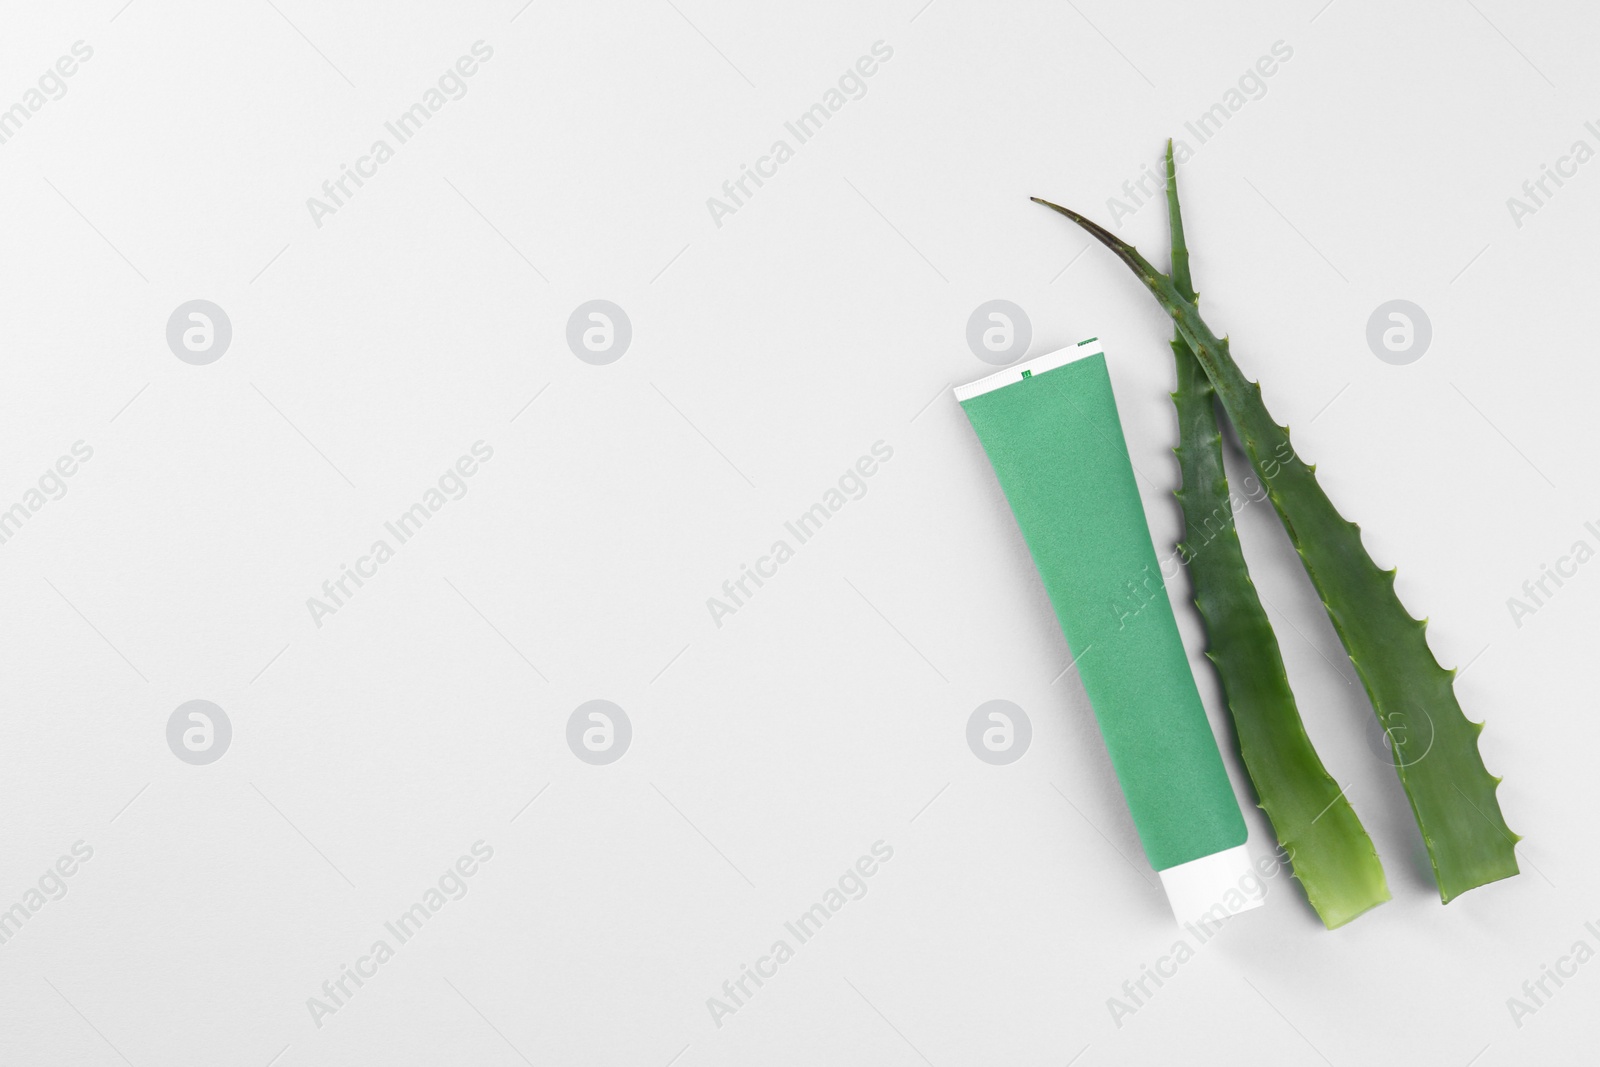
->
[1030,179,1520,904]
[1161,142,1389,928]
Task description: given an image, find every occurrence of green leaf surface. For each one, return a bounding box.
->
[1031,168,1519,903]
[1161,142,1389,928]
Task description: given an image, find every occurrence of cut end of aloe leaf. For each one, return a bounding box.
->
[1320,886,1393,930]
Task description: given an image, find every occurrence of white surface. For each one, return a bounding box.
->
[1158,844,1266,926]
[0,1,1594,1065]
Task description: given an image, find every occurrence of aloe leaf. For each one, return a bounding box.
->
[1031,171,1520,904]
[1161,142,1389,927]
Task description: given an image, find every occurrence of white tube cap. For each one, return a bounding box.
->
[1158,844,1266,927]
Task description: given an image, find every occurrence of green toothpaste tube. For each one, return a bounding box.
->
[957,340,1259,924]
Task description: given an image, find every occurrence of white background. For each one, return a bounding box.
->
[1,1,1595,1064]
